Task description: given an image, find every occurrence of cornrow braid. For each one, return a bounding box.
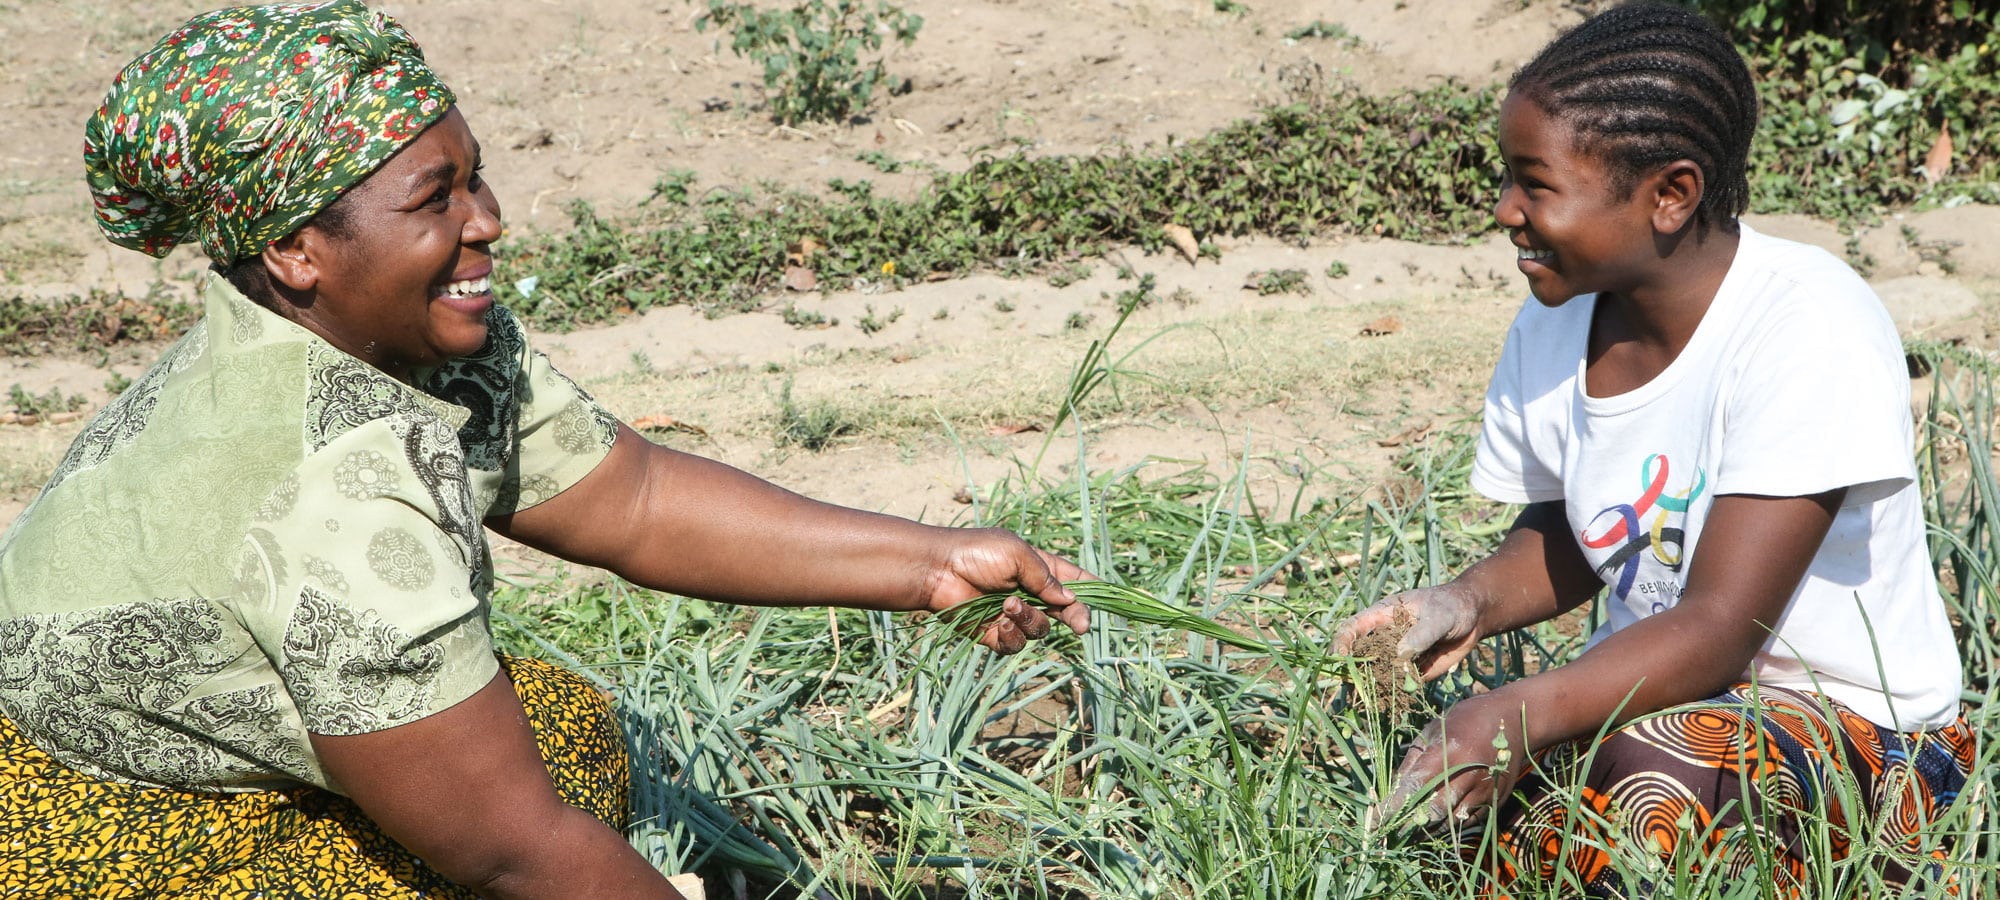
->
[1510,1,1757,234]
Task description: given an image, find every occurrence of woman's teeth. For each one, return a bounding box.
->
[1517,248,1553,262]
[438,276,491,298]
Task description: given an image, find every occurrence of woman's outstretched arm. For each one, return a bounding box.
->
[488,424,1090,653]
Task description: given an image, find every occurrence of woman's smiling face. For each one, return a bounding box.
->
[279,106,501,381]
[1492,93,1663,308]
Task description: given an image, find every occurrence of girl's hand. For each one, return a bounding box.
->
[1378,691,1531,827]
[1331,584,1483,681]
[923,528,1093,655]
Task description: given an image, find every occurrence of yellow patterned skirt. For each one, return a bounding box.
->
[0,656,629,898]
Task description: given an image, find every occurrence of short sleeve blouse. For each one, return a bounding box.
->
[0,277,618,792]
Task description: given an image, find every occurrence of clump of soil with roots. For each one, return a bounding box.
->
[1349,604,1421,721]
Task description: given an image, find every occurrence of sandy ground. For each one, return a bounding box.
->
[2,0,1996,548]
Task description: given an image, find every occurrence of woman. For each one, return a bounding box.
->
[0,3,1089,897]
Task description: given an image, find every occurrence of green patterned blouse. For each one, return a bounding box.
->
[0,277,618,794]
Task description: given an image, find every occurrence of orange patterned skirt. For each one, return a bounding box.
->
[0,656,629,898]
[1486,683,1977,896]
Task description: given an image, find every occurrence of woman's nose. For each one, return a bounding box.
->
[465,193,503,245]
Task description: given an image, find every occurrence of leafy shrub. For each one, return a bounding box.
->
[697,0,922,125]
[1745,31,2000,221]
[500,81,1508,328]
[1684,0,1996,66]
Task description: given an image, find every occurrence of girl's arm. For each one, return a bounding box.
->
[488,425,1091,652]
[1447,499,1606,634]
[1334,500,1602,678]
[1387,488,1843,822]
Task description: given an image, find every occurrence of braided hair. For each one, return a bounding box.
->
[1510,2,1757,234]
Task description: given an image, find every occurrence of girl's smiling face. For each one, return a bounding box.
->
[1493,93,1665,308]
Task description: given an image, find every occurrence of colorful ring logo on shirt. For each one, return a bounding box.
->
[1579,453,1708,605]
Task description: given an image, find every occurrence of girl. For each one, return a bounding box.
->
[1333,2,1974,893]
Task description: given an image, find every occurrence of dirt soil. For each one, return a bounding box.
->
[3,0,1997,557]
[1349,604,1420,720]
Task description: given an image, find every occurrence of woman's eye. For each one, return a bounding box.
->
[469,164,486,191]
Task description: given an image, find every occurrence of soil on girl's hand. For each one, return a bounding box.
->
[1349,604,1420,720]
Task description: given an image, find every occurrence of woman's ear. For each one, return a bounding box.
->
[1648,160,1706,234]
[260,230,322,293]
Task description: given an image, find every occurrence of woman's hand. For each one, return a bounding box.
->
[922,530,1093,655]
[1378,690,1531,827]
[1331,584,1484,681]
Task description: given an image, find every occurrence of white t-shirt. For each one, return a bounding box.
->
[1471,224,1962,731]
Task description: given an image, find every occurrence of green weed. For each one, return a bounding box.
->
[855,150,904,173]
[697,0,922,125]
[1285,20,1358,45]
[1046,261,1091,288]
[855,304,902,335]
[780,304,834,329]
[6,383,86,418]
[774,377,860,450]
[1246,268,1311,296]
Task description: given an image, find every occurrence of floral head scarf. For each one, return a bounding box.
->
[84,0,454,266]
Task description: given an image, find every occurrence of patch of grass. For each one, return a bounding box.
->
[495,352,2000,895]
[1046,260,1092,288]
[0,237,87,281]
[584,292,1500,462]
[780,304,834,328]
[6,383,86,418]
[1904,224,1962,274]
[774,377,860,450]
[1246,268,1311,296]
[855,150,904,173]
[1285,20,1358,45]
[855,304,902,335]
[0,284,197,357]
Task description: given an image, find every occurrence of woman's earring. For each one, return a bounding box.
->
[363,341,377,355]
